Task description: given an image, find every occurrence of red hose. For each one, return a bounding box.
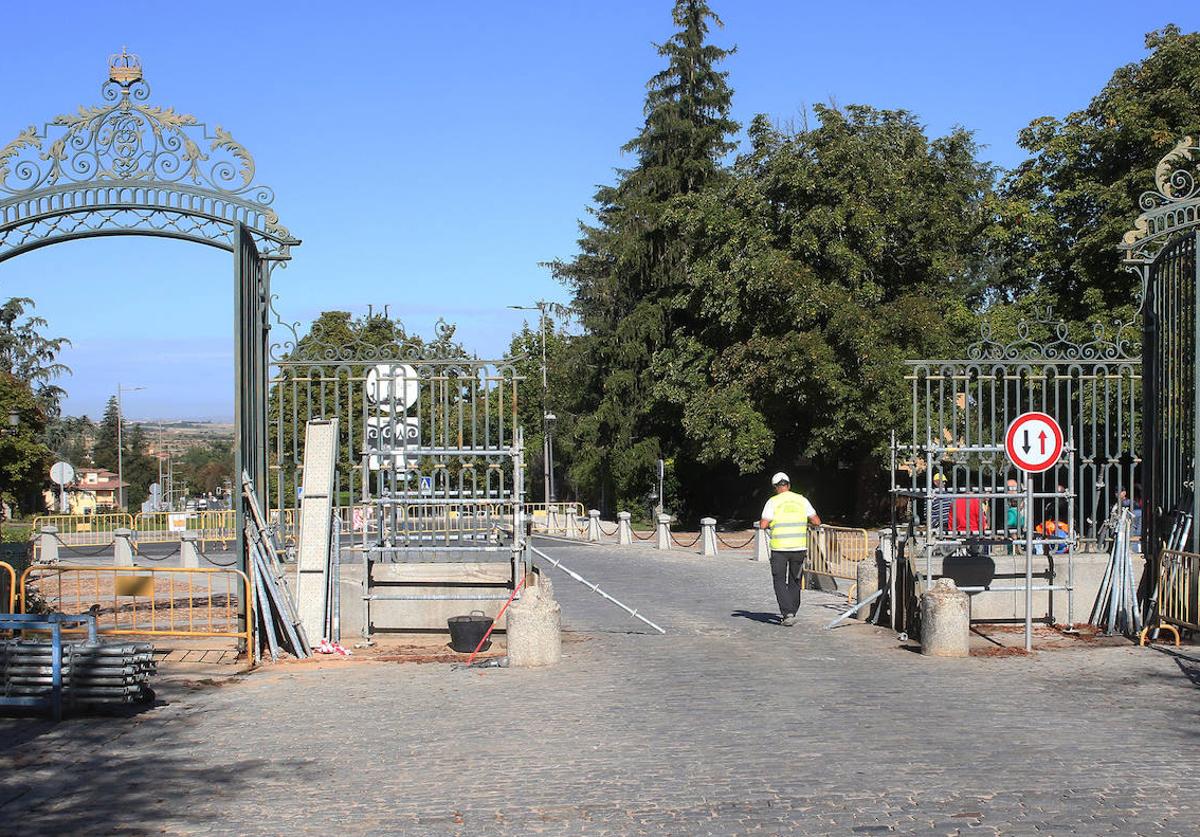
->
[465,576,527,666]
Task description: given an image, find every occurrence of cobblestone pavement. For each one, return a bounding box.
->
[2,538,1199,835]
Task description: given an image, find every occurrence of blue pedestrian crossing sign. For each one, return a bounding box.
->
[419,475,433,494]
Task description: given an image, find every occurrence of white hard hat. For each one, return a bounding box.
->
[771,472,790,485]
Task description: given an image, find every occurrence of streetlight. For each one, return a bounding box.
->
[509,301,567,506]
[116,383,145,510]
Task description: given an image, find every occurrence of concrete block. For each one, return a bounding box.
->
[507,573,561,667]
[700,517,718,556]
[656,514,671,550]
[114,528,134,567]
[39,525,59,563]
[181,532,201,569]
[754,527,769,562]
[618,511,632,546]
[855,557,880,619]
[921,578,969,657]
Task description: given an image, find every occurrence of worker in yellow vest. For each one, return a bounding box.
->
[758,472,821,626]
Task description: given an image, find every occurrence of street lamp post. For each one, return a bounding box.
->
[509,301,566,507]
[116,384,145,510]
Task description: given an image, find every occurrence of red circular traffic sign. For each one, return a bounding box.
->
[1005,412,1064,472]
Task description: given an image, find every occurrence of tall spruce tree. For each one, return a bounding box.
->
[92,396,122,474]
[551,0,738,512]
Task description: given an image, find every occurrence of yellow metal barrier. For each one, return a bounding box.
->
[1140,549,1199,646]
[134,510,236,548]
[31,512,134,547]
[808,526,870,582]
[1,561,14,614]
[19,564,253,652]
[528,503,586,534]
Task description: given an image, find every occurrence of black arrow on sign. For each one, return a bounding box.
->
[1038,430,1048,455]
[1022,429,1031,454]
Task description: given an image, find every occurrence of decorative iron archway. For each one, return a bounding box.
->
[0,50,299,598]
[1122,137,1200,564]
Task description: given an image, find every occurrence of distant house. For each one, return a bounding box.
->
[44,468,127,514]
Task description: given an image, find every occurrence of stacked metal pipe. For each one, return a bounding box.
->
[1,640,156,705]
[1090,509,1143,636]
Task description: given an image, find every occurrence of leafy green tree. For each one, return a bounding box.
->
[659,107,994,518]
[1000,25,1200,319]
[550,0,738,512]
[506,319,579,504]
[92,397,121,474]
[0,297,70,417]
[176,439,234,496]
[0,371,51,515]
[45,414,95,467]
[121,423,158,509]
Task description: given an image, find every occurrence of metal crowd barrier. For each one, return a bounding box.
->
[0,560,14,614]
[19,564,253,651]
[528,503,587,534]
[809,526,870,581]
[30,513,134,547]
[134,510,237,548]
[1141,549,1199,646]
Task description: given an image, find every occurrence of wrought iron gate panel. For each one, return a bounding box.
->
[1142,232,1199,554]
[267,315,524,556]
[899,313,1140,544]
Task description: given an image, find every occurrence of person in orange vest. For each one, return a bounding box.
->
[1034,519,1071,554]
[757,472,821,627]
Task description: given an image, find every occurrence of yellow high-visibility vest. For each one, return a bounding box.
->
[767,491,812,551]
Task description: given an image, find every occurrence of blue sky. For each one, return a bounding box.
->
[2,1,1197,420]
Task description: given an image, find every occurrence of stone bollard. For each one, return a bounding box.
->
[181,532,201,569]
[563,513,577,540]
[618,511,633,546]
[754,526,769,562]
[588,510,601,543]
[507,573,561,667]
[920,578,970,657]
[114,528,135,567]
[855,557,880,619]
[656,514,671,550]
[39,525,59,563]
[700,517,718,556]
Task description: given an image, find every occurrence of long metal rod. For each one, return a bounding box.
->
[824,589,884,630]
[529,544,665,634]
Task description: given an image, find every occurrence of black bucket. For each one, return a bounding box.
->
[448,610,494,653]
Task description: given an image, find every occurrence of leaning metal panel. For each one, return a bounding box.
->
[0,49,296,262]
[897,310,1140,546]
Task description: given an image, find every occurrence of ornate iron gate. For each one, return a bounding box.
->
[0,52,298,632]
[1123,137,1200,562]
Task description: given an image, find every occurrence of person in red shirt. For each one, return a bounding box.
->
[948,489,988,534]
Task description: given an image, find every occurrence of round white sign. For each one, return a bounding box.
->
[50,461,75,486]
[1005,412,1064,473]
[366,364,419,413]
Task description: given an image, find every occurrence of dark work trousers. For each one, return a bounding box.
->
[770,549,808,616]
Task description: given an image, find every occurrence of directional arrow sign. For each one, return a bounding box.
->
[1005,412,1063,473]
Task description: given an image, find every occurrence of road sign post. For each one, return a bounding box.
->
[1005,412,1065,652]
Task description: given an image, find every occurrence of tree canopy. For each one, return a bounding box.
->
[536,9,1200,523]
